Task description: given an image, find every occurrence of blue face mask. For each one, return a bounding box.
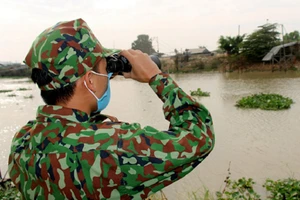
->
[84,72,113,112]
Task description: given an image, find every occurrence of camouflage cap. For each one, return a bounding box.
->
[24,18,120,90]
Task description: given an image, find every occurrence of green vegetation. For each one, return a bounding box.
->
[218,35,245,55]
[190,88,210,97]
[162,23,299,73]
[189,189,214,200]
[217,23,300,71]
[131,34,156,54]
[17,88,31,91]
[264,178,300,200]
[219,23,280,63]
[217,177,300,200]
[207,58,222,70]
[0,90,13,93]
[216,177,260,200]
[23,95,33,99]
[236,93,293,110]
[0,88,32,95]
[1,175,299,200]
[242,23,280,62]
[7,94,17,97]
[283,30,300,43]
[147,177,300,200]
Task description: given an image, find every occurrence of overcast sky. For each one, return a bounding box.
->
[0,0,299,63]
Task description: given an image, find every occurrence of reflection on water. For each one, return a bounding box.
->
[1,71,300,199]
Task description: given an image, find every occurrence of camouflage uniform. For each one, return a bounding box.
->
[8,19,215,200]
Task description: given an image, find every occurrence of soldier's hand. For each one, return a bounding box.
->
[120,49,161,83]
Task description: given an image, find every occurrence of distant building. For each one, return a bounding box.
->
[185,47,211,55]
[161,47,212,58]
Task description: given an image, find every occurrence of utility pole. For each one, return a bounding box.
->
[151,37,159,53]
[281,24,287,71]
[156,37,159,53]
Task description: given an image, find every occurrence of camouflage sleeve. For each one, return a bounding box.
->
[116,73,215,198]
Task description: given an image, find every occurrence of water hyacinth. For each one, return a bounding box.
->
[0,90,13,93]
[190,88,210,97]
[17,88,31,91]
[236,93,294,110]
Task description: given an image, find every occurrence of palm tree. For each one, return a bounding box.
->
[218,35,245,55]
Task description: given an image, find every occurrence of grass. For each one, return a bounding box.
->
[7,94,17,97]
[236,93,294,110]
[187,188,215,200]
[0,90,13,93]
[190,88,210,97]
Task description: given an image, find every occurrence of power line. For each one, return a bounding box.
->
[158,40,177,53]
[151,37,159,53]
[152,37,187,54]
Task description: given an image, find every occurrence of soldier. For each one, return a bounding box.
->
[8,18,215,199]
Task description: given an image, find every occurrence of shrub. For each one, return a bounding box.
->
[216,177,260,200]
[192,60,205,70]
[208,58,222,70]
[264,178,300,200]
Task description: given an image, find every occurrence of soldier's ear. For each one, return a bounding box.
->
[83,71,96,92]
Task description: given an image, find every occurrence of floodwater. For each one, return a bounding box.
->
[1,71,300,199]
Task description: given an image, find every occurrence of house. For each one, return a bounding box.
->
[262,41,300,70]
[262,41,299,63]
[185,47,211,55]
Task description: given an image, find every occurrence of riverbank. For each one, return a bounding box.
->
[160,55,300,73]
[0,64,30,77]
[1,56,299,77]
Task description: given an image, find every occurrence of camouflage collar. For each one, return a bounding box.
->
[36,105,90,123]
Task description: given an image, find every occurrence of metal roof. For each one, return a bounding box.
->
[187,47,210,54]
[262,41,299,61]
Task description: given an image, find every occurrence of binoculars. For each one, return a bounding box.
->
[106,54,161,74]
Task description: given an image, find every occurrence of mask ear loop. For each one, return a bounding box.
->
[84,80,99,100]
[84,72,113,97]
[90,71,109,77]
[83,71,111,99]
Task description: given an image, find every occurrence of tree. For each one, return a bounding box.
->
[131,34,156,54]
[218,35,245,55]
[241,23,281,62]
[283,30,300,42]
